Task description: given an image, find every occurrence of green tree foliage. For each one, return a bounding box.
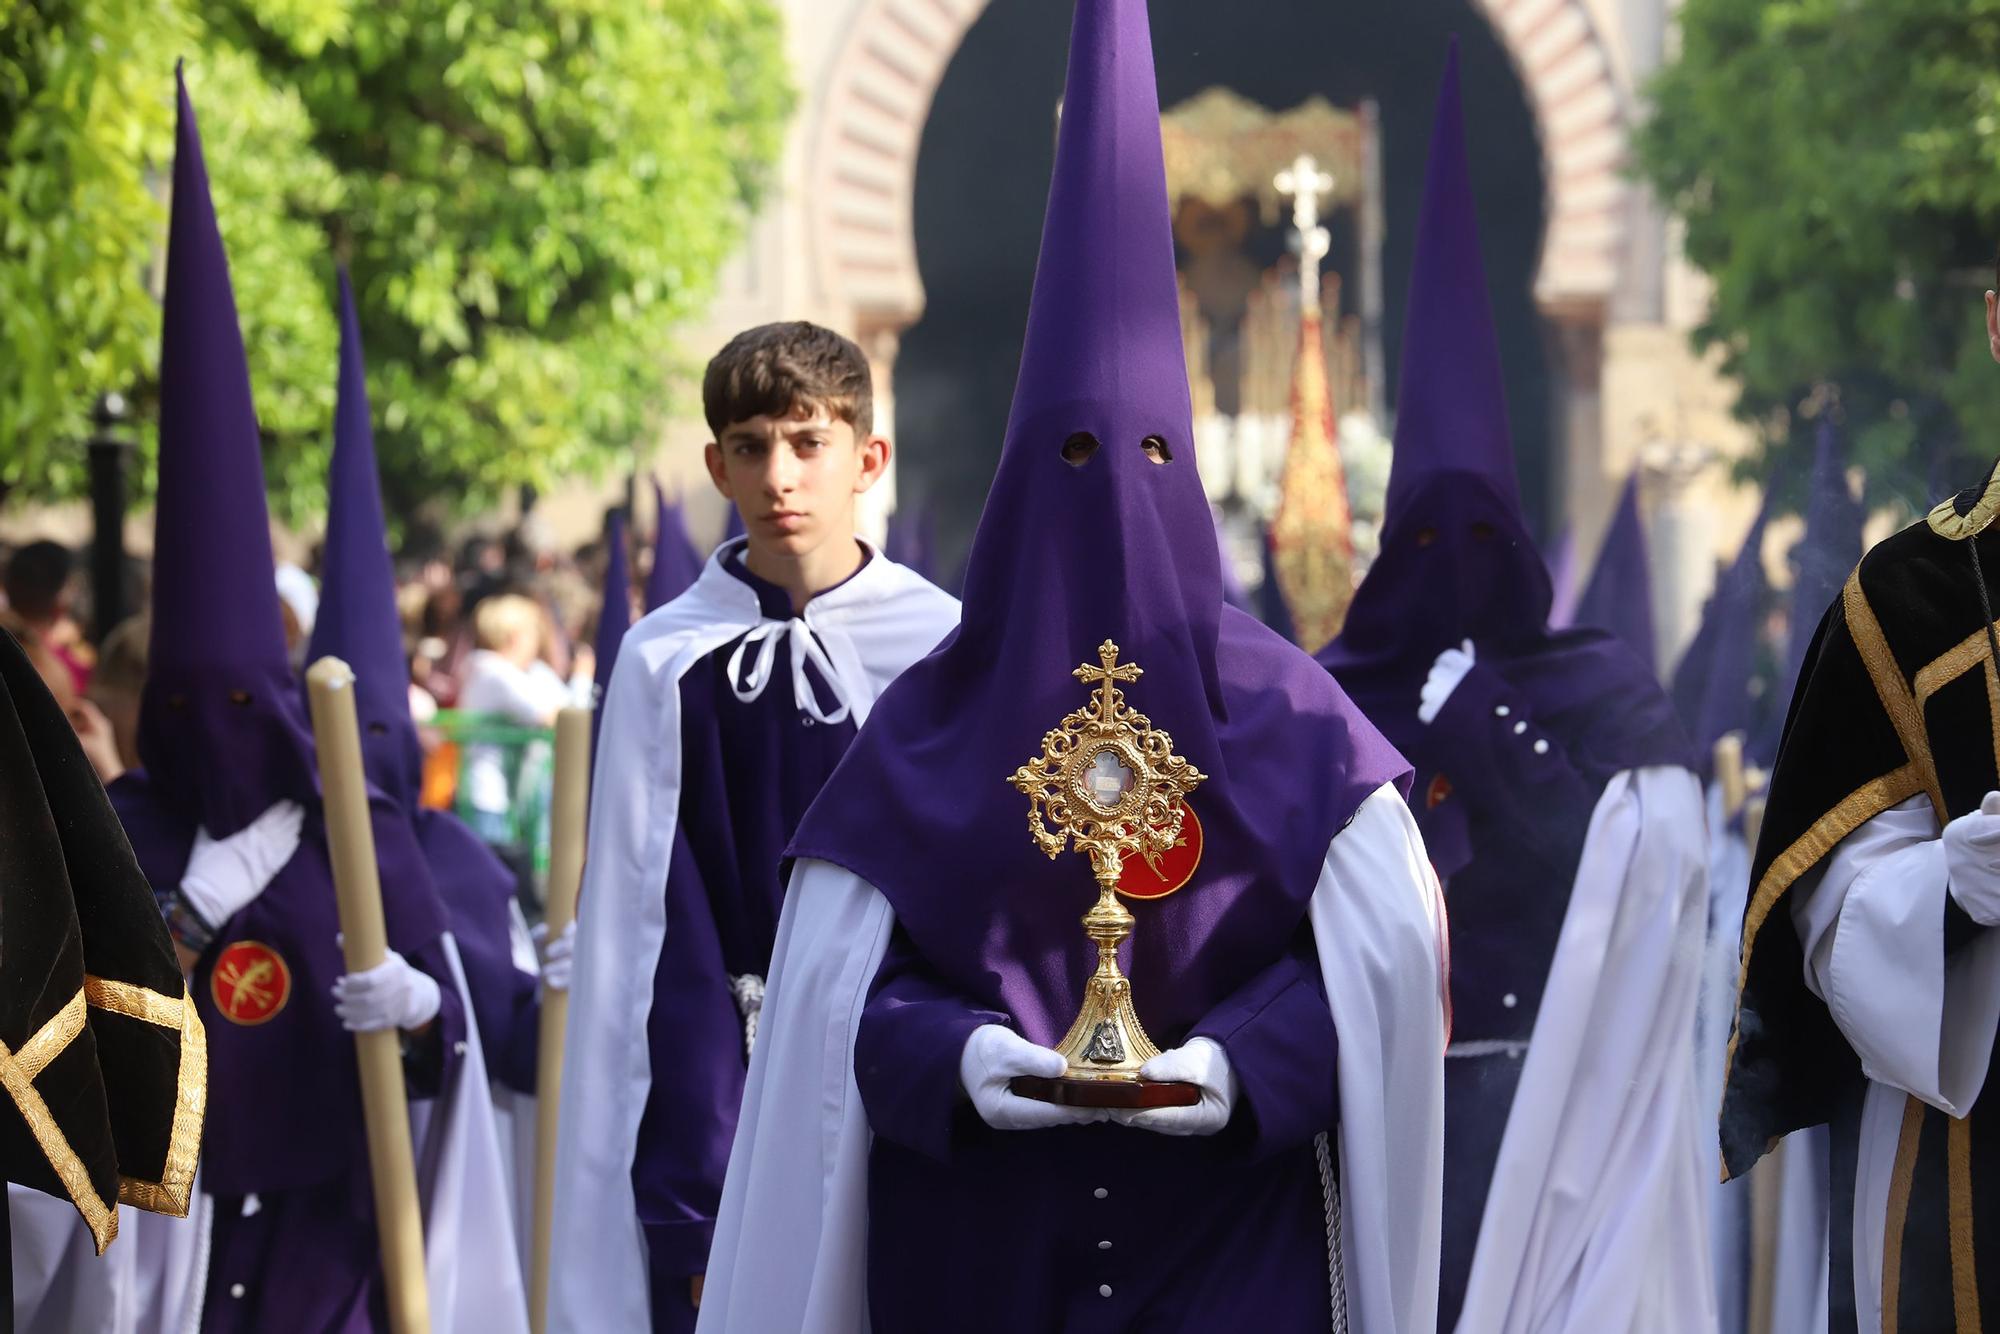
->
[1,0,789,521]
[1638,0,2000,509]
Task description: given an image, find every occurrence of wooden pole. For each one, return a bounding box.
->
[305,657,432,1334]
[1714,732,1748,821]
[530,707,591,1334]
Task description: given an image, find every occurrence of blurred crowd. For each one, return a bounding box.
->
[0,513,651,801]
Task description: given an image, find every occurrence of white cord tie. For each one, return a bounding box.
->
[725,620,852,725]
[730,972,766,1059]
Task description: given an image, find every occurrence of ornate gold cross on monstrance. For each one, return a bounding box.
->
[1007,640,1208,1107]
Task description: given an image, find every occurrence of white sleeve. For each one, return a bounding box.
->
[1789,794,2000,1116]
[1312,783,1448,1334]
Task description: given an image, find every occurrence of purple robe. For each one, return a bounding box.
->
[631,551,861,1331]
[855,928,1341,1330]
[112,775,466,1334]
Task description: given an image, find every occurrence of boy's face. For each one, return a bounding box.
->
[705,406,889,560]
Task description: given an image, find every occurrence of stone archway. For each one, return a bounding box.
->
[805,0,1633,337]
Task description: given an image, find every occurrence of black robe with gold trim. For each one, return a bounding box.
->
[0,631,205,1261]
[1723,473,2000,1332]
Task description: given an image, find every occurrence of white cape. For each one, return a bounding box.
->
[548,547,958,1332]
[695,782,1448,1334]
[1453,766,1718,1334]
[15,935,528,1334]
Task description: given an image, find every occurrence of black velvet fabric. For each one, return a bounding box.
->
[1724,516,2000,1178]
[0,631,195,1218]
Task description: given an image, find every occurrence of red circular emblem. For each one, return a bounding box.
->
[1117,803,1204,901]
[1425,774,1454,811]
[210,942,292,1026]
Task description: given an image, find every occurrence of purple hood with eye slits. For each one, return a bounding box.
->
[1316,42,1687,785]
[785,0,1407,1047]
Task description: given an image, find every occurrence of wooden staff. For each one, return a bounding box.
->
[530,707,591,1334]
[306,657,431,1334]
[1714,732,1748,821]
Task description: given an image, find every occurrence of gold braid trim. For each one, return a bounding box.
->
[1913,622,2000,701]
[1720,762,1924,1163]
[16,990,86,1080]
[1844,573,1947,821]
[0,989,116,1253]
[1951,1113,1983,1333]
[1928,474,2000,541]
[1883,1096,1925,1334]
[84,976,206,1218]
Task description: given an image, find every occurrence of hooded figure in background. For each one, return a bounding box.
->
[1573,471,1659,675]
[693,4,1446,1331]
[1318,42,1714,1334]
[307,269,566,1252]
[107,71,523,1334]
[645,482,704,615]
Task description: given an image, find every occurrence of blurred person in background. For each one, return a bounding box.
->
[87,614,148,774]
[4,539,93,694]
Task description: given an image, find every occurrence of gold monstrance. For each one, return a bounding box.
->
[1007,640,1208,1108]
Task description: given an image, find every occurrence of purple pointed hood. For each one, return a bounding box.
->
[303,268,424,810]
[591,508,633,758]
[1672,496,1771,755]
[138,71,319,836]
[1751,414,1863,765]
[645,479,703,612]
[1319,43,1688,784]
[1574,472,1658,673]
[788,0,1406,1047]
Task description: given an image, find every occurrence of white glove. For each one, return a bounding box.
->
[179,801,305,926]
[959,1024,1109,1130]
[330,948,443,1033]
[1110,1037,1238,1136]
[1418,640,1476,725]
[534,919,576,992]
[1945,791,2000,925]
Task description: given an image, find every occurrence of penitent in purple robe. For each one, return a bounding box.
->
[112,73,468,1333]
[631,549,860,1332]
[772,2,1413,1329]
[1317,44,1693,1332]
[308,268,540,1096]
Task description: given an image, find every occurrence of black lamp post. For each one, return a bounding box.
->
[86,391,132,642]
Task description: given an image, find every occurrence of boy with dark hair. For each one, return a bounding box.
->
[549,321,959,1332]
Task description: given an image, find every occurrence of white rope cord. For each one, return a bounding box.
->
[725,621,852,724]
[1444,1038,1529,1060]
[1315,1129,1346,1334]
[729,972,765,1060]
